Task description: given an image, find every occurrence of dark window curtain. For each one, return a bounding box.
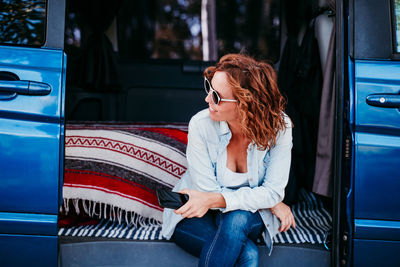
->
[73,0,122,92]
[116,0,156,59]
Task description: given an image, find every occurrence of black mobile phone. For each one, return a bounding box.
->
[156,188,189,209]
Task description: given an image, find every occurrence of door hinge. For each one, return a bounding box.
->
[344,137,351,159]
[341,231,349,266]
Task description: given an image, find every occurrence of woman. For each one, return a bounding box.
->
[161,54,296,267]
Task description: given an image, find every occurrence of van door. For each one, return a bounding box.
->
[0,0,65,266]
[350,0,400,266]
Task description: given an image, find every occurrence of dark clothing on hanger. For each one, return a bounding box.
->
[313,0,336,198]
[279,19,323,204]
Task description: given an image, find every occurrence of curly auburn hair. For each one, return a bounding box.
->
[204,54,288,151]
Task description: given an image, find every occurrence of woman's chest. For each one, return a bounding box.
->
[226,142,248,173]
[208,142,269,187]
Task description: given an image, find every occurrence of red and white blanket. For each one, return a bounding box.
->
[61,123,188,226]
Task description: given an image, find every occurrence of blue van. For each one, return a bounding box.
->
[0,0,399,266]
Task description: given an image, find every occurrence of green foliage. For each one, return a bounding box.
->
[0,0,46,45]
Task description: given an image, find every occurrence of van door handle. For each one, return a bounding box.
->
[366,93,400,108]
[0,80,51,99]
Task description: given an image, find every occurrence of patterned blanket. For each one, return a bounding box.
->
[62,123,188,226]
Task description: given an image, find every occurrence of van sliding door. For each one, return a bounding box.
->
[350,0,400,266]
[0,0,66,266]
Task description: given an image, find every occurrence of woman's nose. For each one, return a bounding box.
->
[205,91,212,103]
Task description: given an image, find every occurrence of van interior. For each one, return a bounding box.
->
[59,0,338,266]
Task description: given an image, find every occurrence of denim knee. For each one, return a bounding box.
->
[220,210,255,235]
[236,240,259,267]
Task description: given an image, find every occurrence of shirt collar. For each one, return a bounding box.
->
[218,120,231,136]
[218,120,259,151]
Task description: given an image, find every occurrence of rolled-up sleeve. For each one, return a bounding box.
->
[220,125,292,212]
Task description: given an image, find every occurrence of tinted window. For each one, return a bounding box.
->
[117,0,202,60]
[216,0,280,62]
[394,0,400,52]
[116,0,280,62]
[0,0,47,46]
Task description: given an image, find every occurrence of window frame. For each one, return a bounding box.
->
[43,0,65,49]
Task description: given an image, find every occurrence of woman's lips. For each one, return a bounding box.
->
[209,106,217,112]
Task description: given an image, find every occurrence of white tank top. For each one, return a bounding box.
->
[219,167,249,189]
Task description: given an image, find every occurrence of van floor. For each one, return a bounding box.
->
[58,187,332,266]
[59,237,330,267]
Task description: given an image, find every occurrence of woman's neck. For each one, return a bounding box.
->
[227,120,250,145]
[227,120,242,136]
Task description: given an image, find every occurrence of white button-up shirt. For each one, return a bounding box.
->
[161,109,292,255]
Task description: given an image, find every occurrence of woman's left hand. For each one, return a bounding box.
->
[174,189,213,218]
[270,202,296,232]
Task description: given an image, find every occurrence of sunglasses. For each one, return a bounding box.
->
[204,77,237,105]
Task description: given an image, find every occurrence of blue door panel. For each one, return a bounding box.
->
[354,61,400,222]
[0,119,61,214]
[355,62,400,133]
[0,46,64,217]
[0,234,57,267]
[0,46,63,119]
[355,132,400,220]
[353,239,400,267]
[0,212,57,236]
[354,219,400,240]
[352,60,400,265]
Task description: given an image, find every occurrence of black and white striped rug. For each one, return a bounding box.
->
[272,188,332,244]
[58,219,164,240]
[58,188,332,244]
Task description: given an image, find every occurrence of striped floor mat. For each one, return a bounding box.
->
[58,189,332,244]
[58,220,164,241]
[271,188,332,244]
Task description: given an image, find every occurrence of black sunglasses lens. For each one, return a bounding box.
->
[204,79,210,93]
[212,91,220,105]
[204,78,219,104]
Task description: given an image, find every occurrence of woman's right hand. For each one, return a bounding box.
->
[174,189,225,218]
[270,202,296,232]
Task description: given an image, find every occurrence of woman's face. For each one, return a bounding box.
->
[205,71,239,123]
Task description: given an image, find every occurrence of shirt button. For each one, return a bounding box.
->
[267,224,270,227]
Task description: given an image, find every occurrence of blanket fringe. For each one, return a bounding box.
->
[61,198,162,228]
[60,198,70,213]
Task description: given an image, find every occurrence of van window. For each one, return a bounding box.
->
[394,0,400,52]
[216,0,280,63]
[0,0,47,46]
[117,0,203,60]
[116,0,280,62]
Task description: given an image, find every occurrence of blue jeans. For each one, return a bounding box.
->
[171,210,264,267]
